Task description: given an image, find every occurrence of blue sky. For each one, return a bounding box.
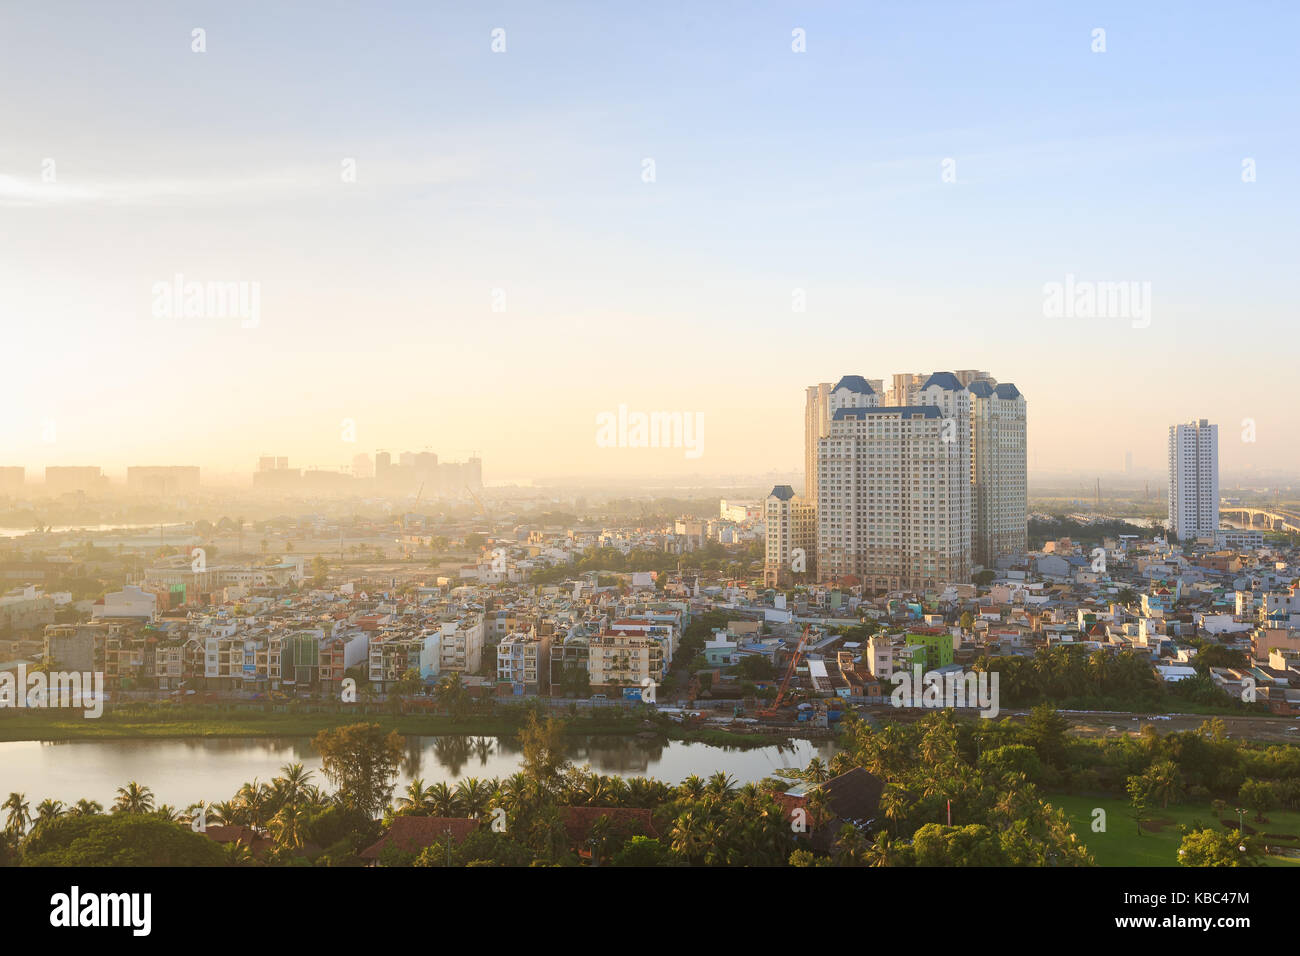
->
[1,1,1296,481]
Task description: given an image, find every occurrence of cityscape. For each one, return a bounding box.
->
[1,0,1294,933]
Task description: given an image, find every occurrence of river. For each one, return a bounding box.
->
[0,735,840,809]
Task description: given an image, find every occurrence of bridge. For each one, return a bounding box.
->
[1220,505,1300,534]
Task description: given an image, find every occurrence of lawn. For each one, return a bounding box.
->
[1048,793,1300,866]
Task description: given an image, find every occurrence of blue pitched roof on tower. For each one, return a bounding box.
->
[967,381,995,397]
[994,383,1022,399]
[921,371,963,391]
[769,485,796,500]
[832,405,942,420]
[832,375,875,394]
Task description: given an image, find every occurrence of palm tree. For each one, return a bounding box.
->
[236,780,270,831]
[706,772,738,799]
[863,831,904,867]
[454,778,492,818]
[209,800,243,826]
[34,799,65,825]
[669,809,708,863]
[804,757,830,784]
[678,775,706,802]
[270,802,307,850]
[878,784,911,837]
[113,782,156,815]
[833,822,870,865]
[276,763,314,808]
[224,841,255,865]
[427,782,461,817]
[69,799,103,817]
[154,804,181,823]
[396,778,435,816]
[3,793,31,835]
[804,788,832,832]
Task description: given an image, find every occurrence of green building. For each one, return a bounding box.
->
[904,632,953,671]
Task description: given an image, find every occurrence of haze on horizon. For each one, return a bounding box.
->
[2,1,1297,482]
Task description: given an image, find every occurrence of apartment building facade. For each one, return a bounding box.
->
[817,394,971,591]
[1168,419,1219,541]
[763,485,817,587]
[968,381,1028,566]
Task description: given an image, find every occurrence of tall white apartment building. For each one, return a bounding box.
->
[968,381,1028,565]
[764,485,817,586]
[806,376,883,504]
[805,383,831,504]
[1168,419,1219,541]
[817,395,971,591]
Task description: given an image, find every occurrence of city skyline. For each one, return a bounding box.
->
[2,2,1297,479]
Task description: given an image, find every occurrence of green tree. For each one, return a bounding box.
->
[23,814,228,866]
[112,782,156,815]
[1177,828,1260,867]
[312,723,405,819]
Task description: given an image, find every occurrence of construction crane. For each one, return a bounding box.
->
[465,485,488,519]
[758,624,812,719]
[403,482,425,532]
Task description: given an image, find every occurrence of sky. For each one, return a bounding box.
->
[1,0,1297,484]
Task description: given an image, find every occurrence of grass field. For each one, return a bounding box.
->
[1048,793,1300,866]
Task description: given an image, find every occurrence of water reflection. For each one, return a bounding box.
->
[0,735,840,809]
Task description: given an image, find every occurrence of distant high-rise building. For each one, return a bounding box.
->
[968,381,1027,565]
[352,453,374,479]
[804,383,831,503]
[127,466,200,496]
[44,466,105,496]
[764,485,816,587]
[0,467,24,494]
[1124,450,1133,474]
[1168,419,1219,541]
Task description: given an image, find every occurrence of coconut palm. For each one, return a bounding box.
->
[833,823,870,865]
[112,782,156,815]
[863,831,905,867]
[706,772,738,799]
[277,763,314,808]
[677,775,706,801]
[270,801,307,850]
[426,782,461,817]
[454,778,492,817]
[804,757,830,784]
[69,799,103,817]
[396,779,435,816]
[236,780,270,831]
[3,793,31,835]
[669,809,709,863]
[224,841,255,865]
[34,799,65,825]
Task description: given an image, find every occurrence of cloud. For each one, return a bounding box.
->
[0,157,475,208]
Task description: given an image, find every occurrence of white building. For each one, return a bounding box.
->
[967,381,1027,566]
[763,485,817,587]
[91,585,158,621]
[817,395,970,590]
[1168,419,1219,541]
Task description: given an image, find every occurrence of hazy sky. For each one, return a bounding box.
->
[2,1,1296,483]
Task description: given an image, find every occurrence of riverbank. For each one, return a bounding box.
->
[0,706,801,748]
